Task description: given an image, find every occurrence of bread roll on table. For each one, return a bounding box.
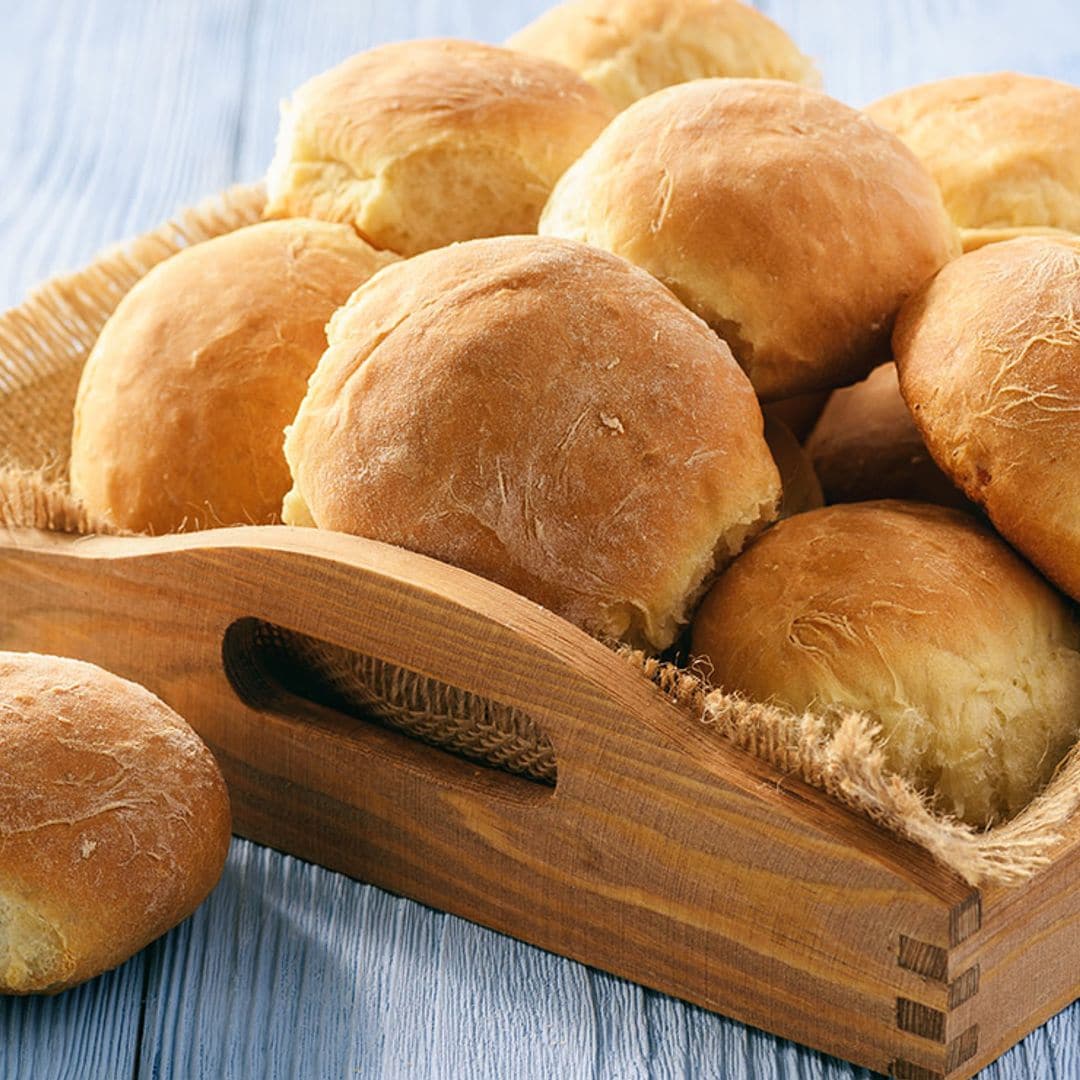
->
[867,73,1080,251]
[265,39,614,257]
[70,219,395,534]
[283,234,781,651]
[806,362,971,509]
[691,502,1080,826]
[0,653,231,994]
[540,79,959,400]
[507,0,819,111]
[894,236,1080,603]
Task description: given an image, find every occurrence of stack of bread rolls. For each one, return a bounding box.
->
[12,0,1075,998]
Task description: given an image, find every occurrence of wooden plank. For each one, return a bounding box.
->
[0,956,146,1080]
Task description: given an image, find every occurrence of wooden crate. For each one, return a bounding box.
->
[1,523,1075,1079]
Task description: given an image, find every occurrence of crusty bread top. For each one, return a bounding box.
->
[0,652,231,993]
[283,234,780,651]
[894,236,1080,602]
[540,78,959,400]
[691,501,1080,825]
[507,0,819,110]
[70,218,395,534]
[867,72,1080,242]
[265,38,615,256]
[806,362,971,509]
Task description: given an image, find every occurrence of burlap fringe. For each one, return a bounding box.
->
[0,466,117,535]
[1,184,1077,886]
[632,651,1080,885]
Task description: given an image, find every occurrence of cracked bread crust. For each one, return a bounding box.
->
[264,39,614,257]
[867,72,1080,242]
[691,501,1080,826]
[540,79,959,400]
[894,237,1080,603]
[70,219,395,534]
[283,234,781,651]
[0,652,231,994]
[506,0,819,111]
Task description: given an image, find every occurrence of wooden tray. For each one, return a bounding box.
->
[1,523,1077,1078]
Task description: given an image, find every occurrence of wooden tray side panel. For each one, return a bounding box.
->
[0,526,1003,1077]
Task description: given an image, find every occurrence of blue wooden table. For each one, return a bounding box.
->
[2,3,1079,1077]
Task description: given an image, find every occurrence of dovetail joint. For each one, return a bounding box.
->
[946,1026,979,1071]
[948,966,980,1009]
[949,894,982,946]
[897,998,947,1042]
[898,935,948,980]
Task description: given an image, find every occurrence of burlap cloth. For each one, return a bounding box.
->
[2,183,1077,886]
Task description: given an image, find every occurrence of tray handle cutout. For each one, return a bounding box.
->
[222,615,557,801]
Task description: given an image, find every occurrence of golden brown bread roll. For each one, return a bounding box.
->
[507,0,819,111]
[70,219,395,534]
[867,73,1080,250]
[691,502,1080,826]
[540,79,960,401]
[763,414,823,520]
[0,652,231,994]
[264,39,615,257]
[283,235,781,650]
[806,362,971,509]
[894,237,1080,603]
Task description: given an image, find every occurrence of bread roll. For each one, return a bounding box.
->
[894,237,1080,602]
[540,79,959,400]
[763,414,823,520]
[70,219,395,534]
[283,235,780,650]
[867,73,1080,250]
[507,0,819,111]
[806,363,971,509]
[0,652,231,994]
[691,502,1080,826]
[264,39,614,257]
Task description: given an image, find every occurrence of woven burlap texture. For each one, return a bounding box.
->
[1,183,1077,887]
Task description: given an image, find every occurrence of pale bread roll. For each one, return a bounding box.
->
[264,39,614,257]
[763,415,823,520]
[70,219,395,534]
[894,237,1080,602]
[806,363,971,510]
[0,653,231,994]
[691,502,1080,826]
[507,0,819,111]
[867,73,1080,250]
[283,235,781,650]
[540,79,960,400]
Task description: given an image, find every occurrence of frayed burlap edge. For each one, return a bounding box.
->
[0,467,115,535]
[631,651,1080,885]
[1,184,1078,887]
